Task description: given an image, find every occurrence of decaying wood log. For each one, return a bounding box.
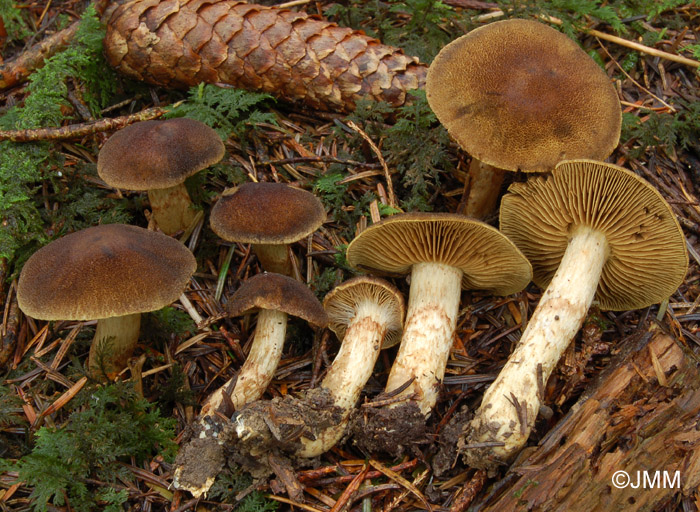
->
[103,0,427,112]
[473,328,700,512]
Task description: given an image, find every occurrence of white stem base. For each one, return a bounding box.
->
[385,262,462,415]
[297,301,388,457]
[89,313,141,380]
[466,226,608,462]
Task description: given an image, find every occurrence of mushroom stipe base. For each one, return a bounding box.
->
[88,312,141,380]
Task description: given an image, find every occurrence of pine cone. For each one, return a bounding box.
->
[104,0,427,111]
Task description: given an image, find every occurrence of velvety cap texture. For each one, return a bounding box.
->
[500,159,688,310]
[227,272,328,327]
[346,212,532,296]
[17,224,197,320]
[210,182,326,244]
[426,19,621,172]
[97,118,225,190]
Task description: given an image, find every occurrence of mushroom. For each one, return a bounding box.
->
[232,276,405,460]
[16,224,197,379]
[346,213,532,421]
[209,182,326,276]
[172,272,327,496]
[426,19,621,218]
[98,118,225,235]
[462,160,688,468]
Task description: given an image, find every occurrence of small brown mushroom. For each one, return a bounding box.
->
[426,19,621,218]
[210,182,326,275]
[172,273,327,497]
[16,224,196,379]
[98,118,225,235]
[462,160,688,468]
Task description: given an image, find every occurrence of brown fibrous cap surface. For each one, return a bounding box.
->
[97,118,225,190]
[210,182,326,244]
[426,19,621,172]
[346,212,532,296]
[17,224,197,320]
[227,272,328,327]
[323,276,405,348]
[500,159,689,310]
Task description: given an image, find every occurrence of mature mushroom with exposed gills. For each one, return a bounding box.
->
[232,276,405,459]
[462,160,689,469]
[98,118,225,235]
[426,19,621,218]
[173,273,327,497]
[346,213,532,450]
[210,182,326,276]
[16,224,196,380]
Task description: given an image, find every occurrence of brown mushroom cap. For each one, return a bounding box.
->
[346,212,532,296]
[500,159,688,310]
[97,118,225,190]
[17,224,197,320]
[426,19,621,172]
[227,273,328,327]
[210,182,326,244]
[323,276,405,348]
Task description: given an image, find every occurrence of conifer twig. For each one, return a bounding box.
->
[0,105,173,142]
[0,21,80,90]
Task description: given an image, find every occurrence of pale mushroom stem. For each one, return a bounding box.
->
[297,300,389,456]
[88,312,141,380]
[385,262,463,415]
[200,309,288,417]
[252,243,293,276]
[148,183,198,235]
[466,225,608,462]
[464,159,506,219]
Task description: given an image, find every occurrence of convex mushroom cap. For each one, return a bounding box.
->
[98,118,225,235]
[17,223,197,320]
[210,182,326,275]
[426,18,621,173]
[17,224,196,378]
[347,212,532,295]
[324,275,405,348]
[501,159,688,310]
[227,272,328,326]
[463,159,688,468]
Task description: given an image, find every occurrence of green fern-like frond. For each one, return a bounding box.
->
[166,83,277,140]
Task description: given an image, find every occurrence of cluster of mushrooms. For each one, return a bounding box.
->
[15,17,689,498]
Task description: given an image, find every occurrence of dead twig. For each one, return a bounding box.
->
[0,105,172,142]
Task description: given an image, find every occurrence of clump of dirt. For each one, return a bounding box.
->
[228,387,345,474]
[174,414,235,490]
[433,406,471,476]
[349,401,429,456]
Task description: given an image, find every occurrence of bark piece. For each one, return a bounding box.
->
[103,0,427,111]
[473,329,700,511]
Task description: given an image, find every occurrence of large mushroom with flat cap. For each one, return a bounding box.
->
[17,224,196,379]
[98,118,225,235]
[173,272,327,497]
[426,19,621,218]
[462,160,688,468]
[231,276,405,461]
[210,182,326,275]
[347,213,532,422]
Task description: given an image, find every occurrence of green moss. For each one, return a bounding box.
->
[10,382,176,512]
[0,4,119,268]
